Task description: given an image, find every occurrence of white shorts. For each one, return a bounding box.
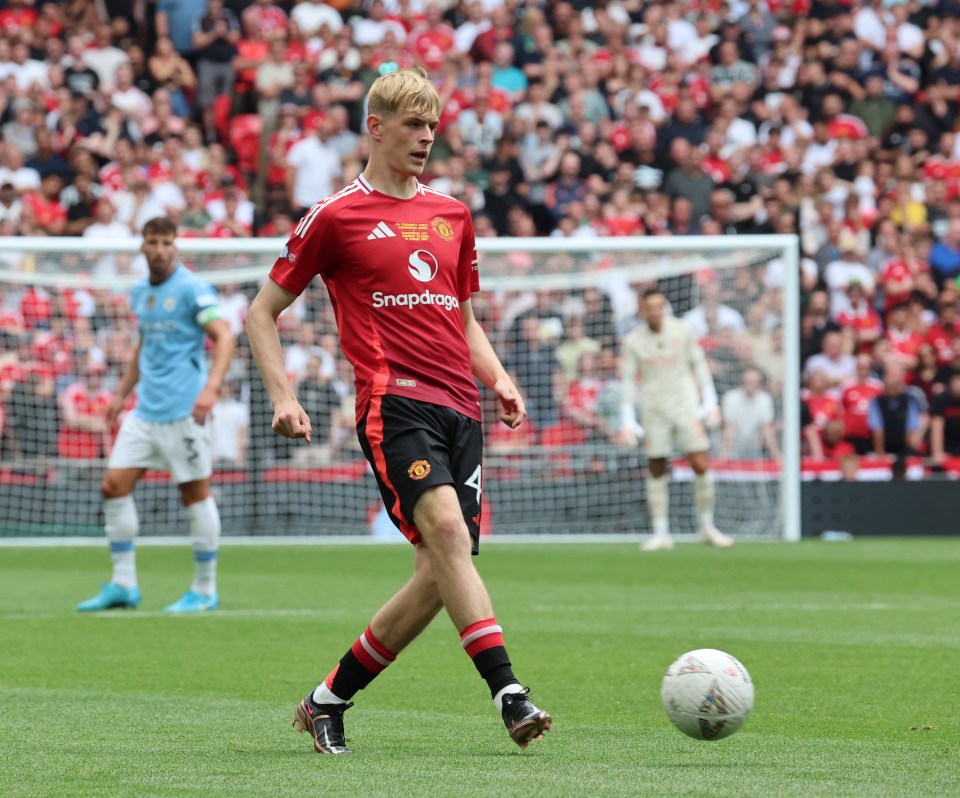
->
[108,414,213,484]
[642,405,709,459]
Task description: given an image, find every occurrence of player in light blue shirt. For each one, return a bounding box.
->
[77,217,236,614]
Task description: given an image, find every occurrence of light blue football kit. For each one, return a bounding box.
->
[79,262,226,614]
[130,265,223,422]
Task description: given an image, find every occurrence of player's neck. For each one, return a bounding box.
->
[360,166,419,199]
[149,263,177,285]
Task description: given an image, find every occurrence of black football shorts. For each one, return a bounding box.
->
[357,395,483,554]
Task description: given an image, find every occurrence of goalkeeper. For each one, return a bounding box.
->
[618,287,733,551]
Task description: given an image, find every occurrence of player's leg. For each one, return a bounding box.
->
[162,417,221,612]
[687,450,734,548]
[77,414,154,611]
[642,408,675,550]
[412,483,551,748]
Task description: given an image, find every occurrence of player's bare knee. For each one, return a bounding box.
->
[101,476,127,500]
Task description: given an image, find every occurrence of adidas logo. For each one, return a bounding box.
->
[367,221,396,240]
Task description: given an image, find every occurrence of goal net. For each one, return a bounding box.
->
[0,235,799,542]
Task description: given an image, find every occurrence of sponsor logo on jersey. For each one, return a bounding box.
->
[146,296,156,311]
[396,378,417,387]
[371,290,460,311]
[367,221,396,240]
[279,244,296,263]
[408,460,431,480]
[407,249,438,282]
[431,216,455,242]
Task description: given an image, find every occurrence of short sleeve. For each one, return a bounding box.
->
[269,208,333,296]
[191,280,223,327]
[458,211,479,299]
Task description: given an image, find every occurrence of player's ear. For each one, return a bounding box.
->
[366,113,382,141]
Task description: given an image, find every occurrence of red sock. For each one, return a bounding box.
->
[460,617,517,698]
[324,626,397,701]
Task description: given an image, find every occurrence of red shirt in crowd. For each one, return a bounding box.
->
[926,321,959,365]
[841,379,883,439]
[407,24,455,72]
[803,391,842,433]
[57,380,112,458]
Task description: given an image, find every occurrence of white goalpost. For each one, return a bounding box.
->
[0,234,800,543]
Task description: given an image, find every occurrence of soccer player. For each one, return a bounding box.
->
[619,287,734,551]
[245,68,552,754]
[77,217,236,613]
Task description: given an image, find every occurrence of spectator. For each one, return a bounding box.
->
[83,23,129,89]
[291,0,344,38]
[721,366,779,460]
[929,218,960,290]
[930,371,960,464]
[885,301,924,371]
[210,381,249,467]
[554,315,600,387]
[148,36,196,120]
[155,0,201,57]
[256,37,295,127]
[824,231,875,319]
[56,362,111,459]
[803,330,856,389]
[285,115,343,215]
[841,353,884,454]
[194,0,241,142]
[869,361,924,459]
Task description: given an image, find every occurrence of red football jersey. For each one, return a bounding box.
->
[270,175,481,422]
[58,382,112,458]
[841,380,883,439]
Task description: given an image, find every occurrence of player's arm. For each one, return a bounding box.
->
[930,415,945,463]
[246,278,313,441]
[192,318,235,423]
[460,298,526,428]
[618,339,642,446]
[106,340,141,425]
[687,330,720,429]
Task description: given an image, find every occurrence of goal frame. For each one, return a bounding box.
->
[0,233,801,542]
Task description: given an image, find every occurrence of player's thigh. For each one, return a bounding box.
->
[411,484,472,557]
[178,478,212,505]
[357,396,456,545]
[101,467,146,498]
[643,412,675,460]
[157,417,213,485]
[107,414,163,473]
[676,413,709,457]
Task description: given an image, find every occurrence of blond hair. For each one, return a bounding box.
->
[367,67,441,120]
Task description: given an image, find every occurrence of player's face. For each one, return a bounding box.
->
[374,109,439,178]
[643,293,667,331]
[141,232,177,282]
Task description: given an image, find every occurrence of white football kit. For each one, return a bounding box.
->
[620,315,717,458]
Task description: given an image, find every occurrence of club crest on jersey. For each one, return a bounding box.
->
[163,297,177,312]
[408,460,431,480]
[430,216,455,242]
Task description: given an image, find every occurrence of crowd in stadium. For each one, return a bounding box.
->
[3,0,960,477]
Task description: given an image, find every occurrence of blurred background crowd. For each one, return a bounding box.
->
[3,0,960,477]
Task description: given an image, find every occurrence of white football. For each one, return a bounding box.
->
[660,648,754,741]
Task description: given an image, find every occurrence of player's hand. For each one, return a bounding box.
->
[105,396,125,426]
[616,426,643,449]
[273,398,313,442]
[701,405,722,431]
[494,376,526,429]
[191,386,218,424]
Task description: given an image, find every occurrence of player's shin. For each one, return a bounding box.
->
[105,495,139,588]
[460,618,521,705]
[646,474,670,537]
[188,496,220,596]
[314,626,398,704]
[693,472,715,530]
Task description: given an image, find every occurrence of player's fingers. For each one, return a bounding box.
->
[302,414,312,443]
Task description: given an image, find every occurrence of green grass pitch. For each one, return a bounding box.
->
[1,539,957,798]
